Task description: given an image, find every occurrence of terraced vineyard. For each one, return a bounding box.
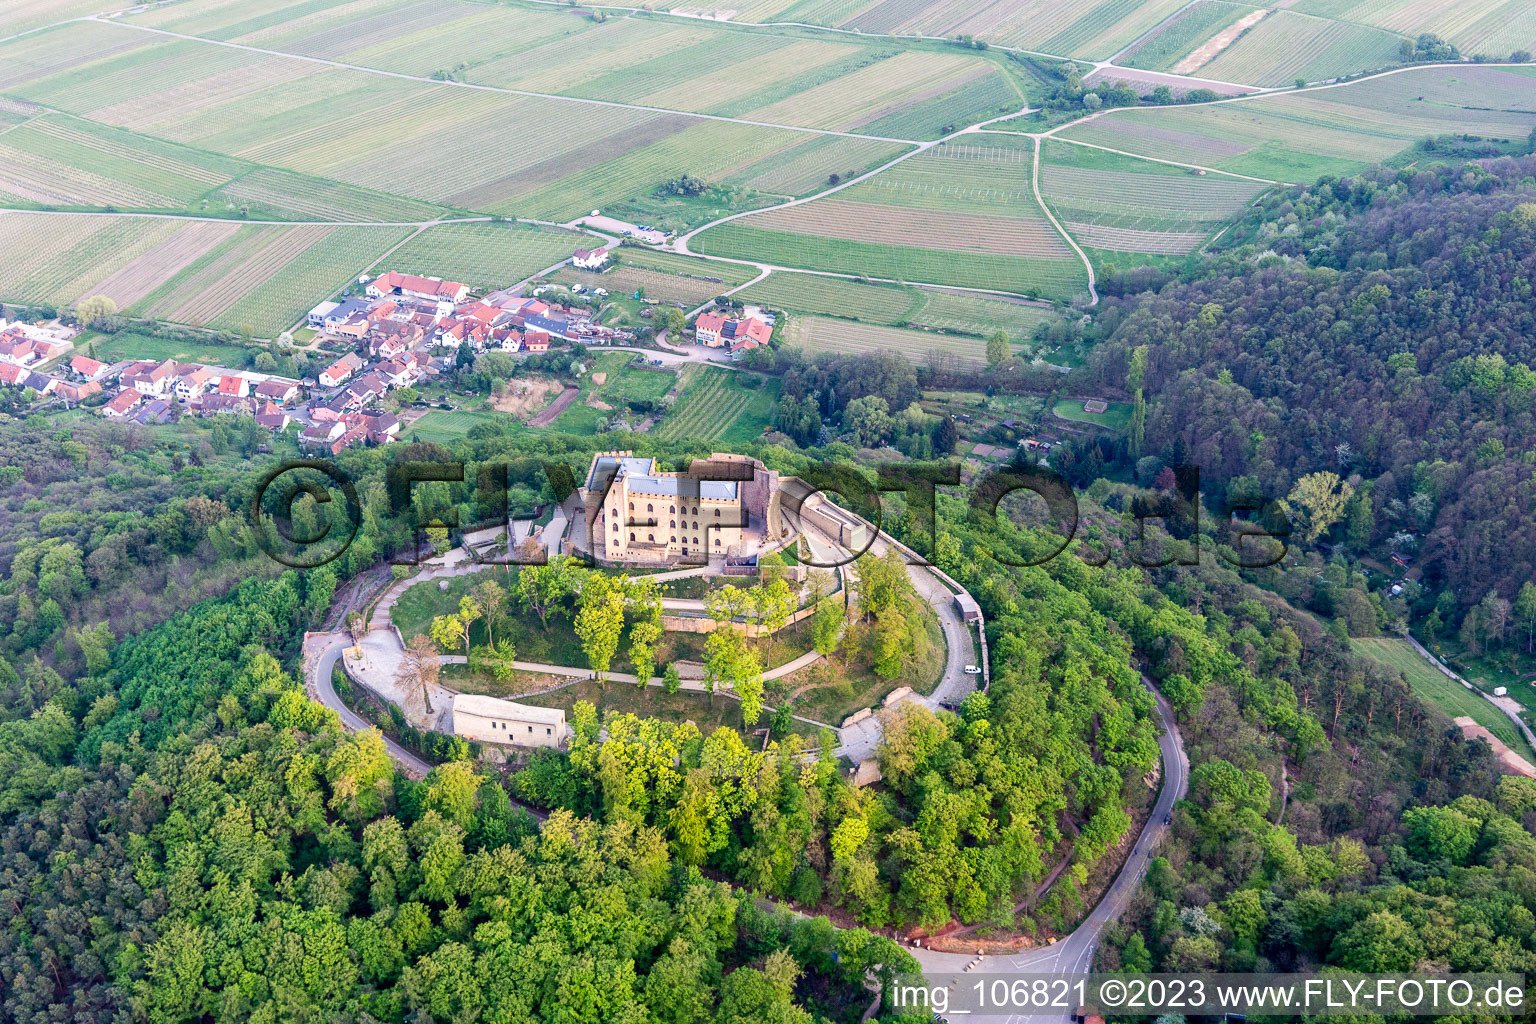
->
[653,367,781,444]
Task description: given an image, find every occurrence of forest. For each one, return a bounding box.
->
[1085,153,1536,651]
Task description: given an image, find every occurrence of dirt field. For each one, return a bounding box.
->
[528,385,581,428]
[1172,9,1267,75]
[491,376,563,420]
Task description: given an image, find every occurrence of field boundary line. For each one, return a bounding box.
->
[1029,137,1098,307]
[1033,134,1285,184]
[90,18,924,146]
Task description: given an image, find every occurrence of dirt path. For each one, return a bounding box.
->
[527,386,580,427]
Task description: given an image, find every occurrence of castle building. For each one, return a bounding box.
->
[582,451,781,564]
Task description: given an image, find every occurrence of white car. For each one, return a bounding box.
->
[963,665,982,675]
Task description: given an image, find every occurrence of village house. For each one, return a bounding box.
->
[325,310,371,342]
[254,401,291,433]
[307,300,339,328]
[319,352,365,388]
[174,366,215,401]
[122,358,178,397]
[217,375,249,398]
[254,379,299,404]
[301,421,345,448]
[0,363,25,388]
[572,246,609,270]
[69,355,108,380]
[134,399,173,424]
[53,380,101,405]
[523,328,550,353]
[0,333,39,366]
[102,390,141,419]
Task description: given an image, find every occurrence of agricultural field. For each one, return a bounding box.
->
[0,212,186,307]
[753,0,1191,60]
[737,272,1054,340]
[127,223,409,335]
[558,247,758,309]
[1120,2,1256,72]
[906,290,1057,340]
[1057,65,1536,182]
[0,0,115,40]
[783,314,990,368]
[737,274,923,325]
[1353,638,1536,764]
[692,137,1090,299]
[0,114,246,211]
[653,366,781,444]
[1195,11,1406,87]
[382,223,581,292]
[1291,0,1536,58]
[207,169,455,223]
[1040,141,1269,256]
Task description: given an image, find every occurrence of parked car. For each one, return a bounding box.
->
[963,665,982,675]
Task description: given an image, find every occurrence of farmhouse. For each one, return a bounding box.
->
[449,693,566,749]
[367,271,469,305]
[694,311,771,351]
[582,450,782,565]
[572,246,609,270]
[254,379,299,404]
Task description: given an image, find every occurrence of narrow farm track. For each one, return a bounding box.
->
[89,18,926,146]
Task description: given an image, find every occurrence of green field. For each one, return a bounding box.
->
[1041,140,1269,256]
[907,290,1057,339]
[550,353,677,434]
[1058,66,1536,182]
[1354,638,1536,764]
[79,331,262,367]
[1053,399,1133,431]
[736,273,922,324]
[1197,11,1406,87]
[784,314,989,367]
[1120,2,1255,72]
[406,409,513,442]
[653,366,781,444]
[691,137,1090,299]
[383,223,582,292]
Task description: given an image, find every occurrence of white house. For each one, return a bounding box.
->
[450,693,567,748]
[572,246,609,270]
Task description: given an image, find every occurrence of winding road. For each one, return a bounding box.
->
[910,681,1189,1023]
[305,633,431,778]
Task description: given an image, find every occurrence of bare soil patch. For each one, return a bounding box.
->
[491,376,562,419]
[1172,8,1267,75]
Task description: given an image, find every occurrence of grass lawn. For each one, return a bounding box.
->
[1353,637,1536,764]
[81,330,261,368]
[406,409,514,442]
[517,680,821,739]
[1053,399,1133,431]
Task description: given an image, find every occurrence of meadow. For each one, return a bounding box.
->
[783,314,990,367]
[652,366,781,444]
[1353,637,1536,764]
[1053,399,1134,431]
[737,272,1054,339]
[77,330,262,368]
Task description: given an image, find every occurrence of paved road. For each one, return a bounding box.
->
[308,635,431,778]
[911,679,1189,1022]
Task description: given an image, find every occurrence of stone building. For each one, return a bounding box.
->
[449,693,566,748]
